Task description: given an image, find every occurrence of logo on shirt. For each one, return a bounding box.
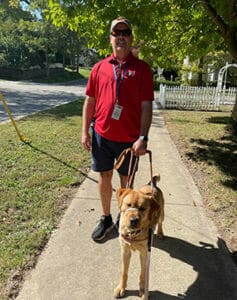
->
[128,70,135,77]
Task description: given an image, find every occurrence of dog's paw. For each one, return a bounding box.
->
[157,232,164,239]
[114,286,126,298]
[139,289,145,299]
[153,230,164,239]
[155,226,164,239]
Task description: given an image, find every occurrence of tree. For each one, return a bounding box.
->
[196,0,237,132]
[198,0,237,62]
[6,1,227,64]
[13,1,237,64]
[19,19,65,75]
[1,0,87,75]
[0,0,36,68]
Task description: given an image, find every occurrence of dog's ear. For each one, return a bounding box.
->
[116,188,132,209]
[148,198,159,220]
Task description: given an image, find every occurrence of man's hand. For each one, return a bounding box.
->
[81,133,92,151]
[132,138,147,156]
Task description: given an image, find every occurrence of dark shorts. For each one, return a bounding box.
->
[91,129,135,175]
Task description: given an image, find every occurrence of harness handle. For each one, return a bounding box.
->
[126,150,139,188]
[114,148,153,189]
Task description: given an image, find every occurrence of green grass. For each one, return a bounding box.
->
[162,108,237,250]
[0,99,90,299]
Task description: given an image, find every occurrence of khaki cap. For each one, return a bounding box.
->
[110,16,132,32]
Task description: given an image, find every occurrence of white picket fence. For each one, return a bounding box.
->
[156,84,237,111]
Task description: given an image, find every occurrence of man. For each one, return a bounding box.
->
[81,16,154,241]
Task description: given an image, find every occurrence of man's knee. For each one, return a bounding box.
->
[99,170,113,181]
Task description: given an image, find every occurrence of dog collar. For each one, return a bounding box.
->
[121,233,148,243]
[121,228,147,242]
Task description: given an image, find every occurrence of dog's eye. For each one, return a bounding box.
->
[127,203,131,207]
[139,207,146,212]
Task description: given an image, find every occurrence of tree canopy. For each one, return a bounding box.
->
[3,0,237,129]
[41,0,237,68]
[0,0,90,70]
[4,0,237,68]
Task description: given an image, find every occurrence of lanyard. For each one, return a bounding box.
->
[113,62,128,103]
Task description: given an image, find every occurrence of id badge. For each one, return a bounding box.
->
[111,104,123,120]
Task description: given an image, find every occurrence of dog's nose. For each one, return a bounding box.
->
[130,217,139,228]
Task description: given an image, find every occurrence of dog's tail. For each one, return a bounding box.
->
[148,174,160,187]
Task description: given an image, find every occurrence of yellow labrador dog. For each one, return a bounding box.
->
[114,175,164,299]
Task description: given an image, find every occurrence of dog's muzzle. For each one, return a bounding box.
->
[125,207,140,228]
[130,216,139,228]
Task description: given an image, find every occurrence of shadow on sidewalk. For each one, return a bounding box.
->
[151,235,236,300]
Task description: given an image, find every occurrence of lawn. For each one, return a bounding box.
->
[162,107,237,254]
[0,99,91,299]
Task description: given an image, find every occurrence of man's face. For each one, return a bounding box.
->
[110,23,133,58]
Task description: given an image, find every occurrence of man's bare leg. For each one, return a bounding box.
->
[99,170,113,216]
[119,174,128,188]
[91,170,114,241]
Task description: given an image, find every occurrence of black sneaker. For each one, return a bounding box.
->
[91,214,114,241]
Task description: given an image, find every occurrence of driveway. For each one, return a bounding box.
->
[0,79,86,123]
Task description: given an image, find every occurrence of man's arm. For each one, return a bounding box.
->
[81,96,96,151]
[132,100,153,156]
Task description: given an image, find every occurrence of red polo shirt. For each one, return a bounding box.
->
[86,52,154,142]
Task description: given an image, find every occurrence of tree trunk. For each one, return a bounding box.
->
[197,57,204,86]
[232,94,237,135]
[201,1,237,62]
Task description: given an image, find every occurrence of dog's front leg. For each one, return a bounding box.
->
[139,247,147,299]
[114,243,131,298]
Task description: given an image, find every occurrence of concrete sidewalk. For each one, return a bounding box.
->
[17,110,237,300]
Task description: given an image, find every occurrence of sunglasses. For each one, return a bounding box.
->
[111,29,132,37]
